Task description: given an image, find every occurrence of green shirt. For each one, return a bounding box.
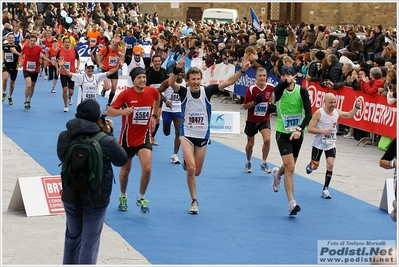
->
[276,84,305,134]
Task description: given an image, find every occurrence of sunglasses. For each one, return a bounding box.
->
[134,54,141,56]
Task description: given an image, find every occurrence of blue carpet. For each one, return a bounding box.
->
[2,73,396,265]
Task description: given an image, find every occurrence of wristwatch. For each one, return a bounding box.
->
[295,127,302,132]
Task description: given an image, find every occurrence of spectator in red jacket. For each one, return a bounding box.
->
[359,67,385,95]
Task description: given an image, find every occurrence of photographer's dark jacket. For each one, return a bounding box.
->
[57,118,128,208]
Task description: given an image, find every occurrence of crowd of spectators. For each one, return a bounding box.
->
[2,2,397,114]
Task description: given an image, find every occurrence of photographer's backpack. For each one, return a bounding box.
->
[61,132,107,218]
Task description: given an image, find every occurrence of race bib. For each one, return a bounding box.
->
[84,86,97,100]
[64,62,71,70]
[283,114,302,132]
[5,52,13,63]
[126,44,132,49]
[170,93,181,105]
[254,102,268,116]
[26,61,36,72]
[90,38,97,44]
[188,112,205,128]
[98,44,103,49]
[108,56,118,66]
[51,56,56,63]
[322,129,337,143]
[132,106,151,125]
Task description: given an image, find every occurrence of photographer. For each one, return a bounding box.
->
[305,51,325,83]
[58,56,124,106]
[202,43,216,70]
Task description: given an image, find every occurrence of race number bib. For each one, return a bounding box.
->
[108,56,118,66]
[90,38,97,45]
[5,52,13,63]
[51,56,56,63]
[283,114,302,132]
[26,61,36,72]
[188,112,205,128]
[126,44,132,49]
[322,129,337,143]
[84,86,97,100]
[254,102,268,116]
[64,62,71,70]
[170,93,181,105]
[133,106,151,125]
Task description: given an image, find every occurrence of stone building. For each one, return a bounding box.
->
[138,2,397,29]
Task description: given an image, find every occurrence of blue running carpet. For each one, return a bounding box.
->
[2,74,396,265]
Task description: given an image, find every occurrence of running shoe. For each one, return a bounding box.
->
[44,76,48,80]
[63,106,69,112]
[152,138,159,146]
[306,163,313,174]
[189,200,199,214]
[343,133,354,139]
[23,101,29,109]
[321,189,331,199]
[271,167,281,192]
[51,89,56,93]
[101,88,106,97]
[26,100,31,109]
[289,201,301,216]
[118,196,128,211]
[8,97,13,105]
[2,93,6,102]
[39,72,43,77]
[260,162,271,174]
[245,162,252,173]
[68,97,73,105]
[136,197,150,214]
[171,154,181,164]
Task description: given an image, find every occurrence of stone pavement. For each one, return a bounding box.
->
[2,94,392,265]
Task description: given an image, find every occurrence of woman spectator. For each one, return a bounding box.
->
[286,29,296,54]
[380,68,397,97]
[45,4,57,28]
[359,67,385,95]
[202,43,216,70]
[387,49,397,64]
[346,31,361,60]
[360,29,376,62]
[296,21,306,44]
[387,78,397,105]
[303,23,316,47]
[152,12,159,26]
[315,25,327,49]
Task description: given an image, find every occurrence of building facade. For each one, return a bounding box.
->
[138,2,397,29]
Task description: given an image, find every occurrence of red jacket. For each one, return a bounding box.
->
[360,78,384,96]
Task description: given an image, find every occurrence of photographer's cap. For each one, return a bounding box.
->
[75,99,101,122]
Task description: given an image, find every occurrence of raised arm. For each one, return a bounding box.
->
[218,56,250,90]
[169,55,186,92]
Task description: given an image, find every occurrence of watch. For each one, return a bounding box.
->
[152,114,158,119]
[296,127,302,132]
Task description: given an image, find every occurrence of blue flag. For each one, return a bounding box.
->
[250,7,262,33]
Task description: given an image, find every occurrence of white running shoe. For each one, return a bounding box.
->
[260,162,271,174]
[68,98,73,105]
[271,167,281,192]
[289,201,301,216]
[245,162,252,173]
[321,189,331,199]
[51,89,56,93]
[170,154,181,164]
[189,200,199,214]
[343,133,354,139]
[63,107,69,112]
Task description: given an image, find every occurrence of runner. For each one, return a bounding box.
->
[306,93,362,199]
[2,33,22,105]
[86,24,100,66]
[19,34,45,109]
[45,39,60,93]
[271,65,312,216]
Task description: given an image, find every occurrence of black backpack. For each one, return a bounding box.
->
[61,131,107,218]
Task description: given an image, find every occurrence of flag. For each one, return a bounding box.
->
[250,7,262,33]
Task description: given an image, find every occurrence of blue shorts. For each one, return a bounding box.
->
[162,111,183,123]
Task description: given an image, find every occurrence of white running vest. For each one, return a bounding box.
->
[311,108,339,151]
[162,80,186,113]
[181,86,211,139]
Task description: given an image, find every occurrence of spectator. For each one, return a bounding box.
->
[327,63,354,90]
[152,12,159,26]
[315,25,327,49]
[93,4,105,26]
[326,54,342,84]
[45,4,57,28]
[275,21,288,47]
[387,78,397,105]
[341,24,353,48]
[359,67,384,95]
[373,56,385,67]
[360,29,376,62]
[306,50,325,82]
[303,23,316,47]
[373,24,384,57]
[387,49,396,64]
[346,31,361,60]
[296,21,306,44]
[286,29,296,54]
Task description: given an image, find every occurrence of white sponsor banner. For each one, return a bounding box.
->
[210,111,240,134]
[203,63,236,92]
[317,240,396,265]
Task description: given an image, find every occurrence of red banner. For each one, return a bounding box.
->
[304,81,397,139]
